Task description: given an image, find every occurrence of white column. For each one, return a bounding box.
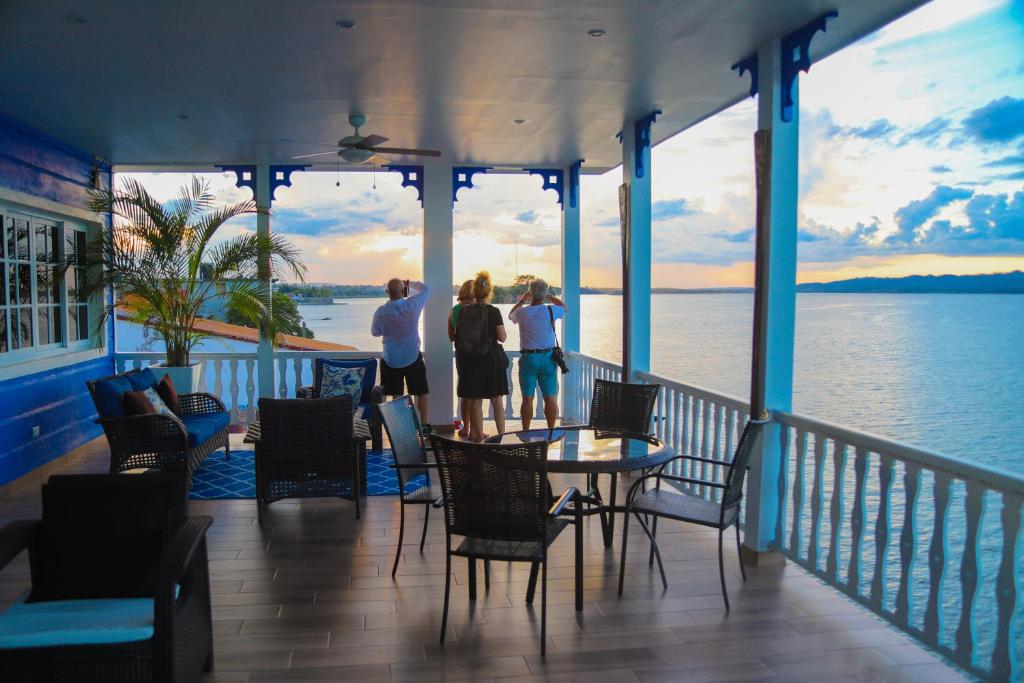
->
[422,164,454,426]
[620,123,652,381]
[743,38,799,560]
[255,164,275,398]
[560,164,581,419]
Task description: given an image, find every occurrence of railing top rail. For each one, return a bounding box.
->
[635,370,751,413]
[115,351,258,360]
[566,351,623,374]
[775,409,1024,495]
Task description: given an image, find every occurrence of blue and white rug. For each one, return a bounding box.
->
[189,449,422,500]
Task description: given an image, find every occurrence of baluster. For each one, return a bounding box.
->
[991,492,1021,681]
[212,359,224,408]
[846,446,868,597]
[775,422,791,548]
[923,471,952,647]
[699,400,711,497]
[808,433,827,572]
[826,440,847,582]
[895,462,921,629]
[228,359,241,424]
[869,454,894,610]
[655,387,665,441]
[672,391,682,463]
[953,481,985,668]
[789,429,808,557]
[244,359,257,423]
[292,357,302,397]
[277,357,288,398]
[115,357,125,373]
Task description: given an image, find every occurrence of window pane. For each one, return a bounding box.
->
[36,266,53,303]
[37,307,50,345]
[0,264,5,307]
[0,215,5,260]
[7,264,15,305]
[17,265,31,304]
[17,307,32,348]
[53,305,63,344]
[77,305,89,341]
[0,311,6,353]
[68,306,79,342]
[16,220,30,260]
[35,224,48,262]
[6,217,15,260]
[75,231,87,266]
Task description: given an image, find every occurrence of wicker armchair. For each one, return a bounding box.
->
[430,435,583,656]
[617,417,768,609]
[296,357,386,451]
[378,396,441,577]
[255,397,361,519]
[87,369,229,485]
[581,379,662,545]
[0,473,214,682]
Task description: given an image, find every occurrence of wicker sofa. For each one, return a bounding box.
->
[87,367,229,484]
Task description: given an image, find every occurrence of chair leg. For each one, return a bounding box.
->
[718,527,730,610]
[203,646,214,672]
[484,559,491,592]
[574,517,583,612]
[735,522,747,581]
[525,561,540,604]
[648,516,658,567]
[540,556,548,656]
[440,544,452,643]
[635,513,667,590]
[419,504,430,553]
[468,557,477,602]
[617,506,630,596]
[391,502,406,578]
[604,473,618,549]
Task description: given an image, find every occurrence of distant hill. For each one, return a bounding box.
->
[796,271,1024,294]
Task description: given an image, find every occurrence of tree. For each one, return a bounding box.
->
[84,176,307,366]
[225,291,313,339]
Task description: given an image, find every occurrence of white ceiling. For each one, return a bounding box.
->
[0,0,928,173]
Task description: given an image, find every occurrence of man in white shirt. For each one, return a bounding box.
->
[371,278,431,423]
[508,278,567,430]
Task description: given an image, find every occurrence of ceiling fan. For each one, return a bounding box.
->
[288,114,441,164]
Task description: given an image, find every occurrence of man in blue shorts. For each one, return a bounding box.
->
[508,278,567,430]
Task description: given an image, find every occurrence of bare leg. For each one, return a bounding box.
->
[521,395,534,431]
[542,395,558,429]
[468,399,486,441]
[414,393,429,427]
[490,397,506,435]
[458,398,470,437]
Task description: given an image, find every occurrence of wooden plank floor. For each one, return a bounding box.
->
[0,435,970,683]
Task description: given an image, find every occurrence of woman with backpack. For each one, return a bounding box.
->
[448,280,474,437]
[452,271,509,441]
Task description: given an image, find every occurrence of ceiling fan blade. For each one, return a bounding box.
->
[368,155,392,166]
[355,134,389,148]
[290,150,339,159]
[372,147,442,157]
[276,138,338,147]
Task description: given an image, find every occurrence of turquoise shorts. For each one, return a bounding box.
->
[518,352,559,398]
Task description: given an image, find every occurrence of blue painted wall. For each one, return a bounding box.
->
[0,114,113,486]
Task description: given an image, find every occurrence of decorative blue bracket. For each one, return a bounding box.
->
[731,54,758,98]
[268,164,309,203]
[633,110,661,179]
[452,166,492,202]
[217,165,257,201]
[524,168,565,206]
[780,11,837,122]
[385,164,424,206]
[568,160,583,209]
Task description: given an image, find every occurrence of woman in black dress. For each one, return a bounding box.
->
[454,271,509,441]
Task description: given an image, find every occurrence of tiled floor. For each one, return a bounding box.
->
[0,435,970,682]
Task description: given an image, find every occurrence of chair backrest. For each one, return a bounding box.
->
[314,357,378,404]
[378,395,427,487]
[589,379,661,434]
[722,418,768,509]
[258,397,354,461]
[430,435,549,543]
[32,472,188,601]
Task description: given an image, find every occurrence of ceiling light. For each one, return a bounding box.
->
[587,29,606,37]
[512,119,527,125]
[336,19,356,29]
[66,14,87,25]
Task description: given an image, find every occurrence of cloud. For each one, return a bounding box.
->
[982,154,1024,168]
[838,118,899,140]
[593,216,620,228]
[651,198,694,221]
[708,228,754,243]
[997,170,1024,180]
[271,205,390,236]
[930,164,953,173]
[888,185,973,244]
[898,116,952,146]
[514,210,538,224]
[962,97,1024,144]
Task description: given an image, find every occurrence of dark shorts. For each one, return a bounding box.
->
[381,353,429,396]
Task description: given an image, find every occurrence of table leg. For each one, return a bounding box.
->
[603,472,618,549]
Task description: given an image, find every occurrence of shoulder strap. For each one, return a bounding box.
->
[548,306,561,351]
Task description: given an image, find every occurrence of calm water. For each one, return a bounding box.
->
[293,293,1023,472]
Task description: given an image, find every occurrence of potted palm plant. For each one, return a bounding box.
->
[85,176,307,392]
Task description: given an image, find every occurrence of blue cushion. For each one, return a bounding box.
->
[316,358,377,404]
[93,376,133,419]
[180,412,229,447]
[126,367,159,391]
[0,598,154,648]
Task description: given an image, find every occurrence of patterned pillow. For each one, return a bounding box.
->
[320,365,365,406]
[142,386,176,416]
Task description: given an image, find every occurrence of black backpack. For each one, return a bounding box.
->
[455,304,492,356]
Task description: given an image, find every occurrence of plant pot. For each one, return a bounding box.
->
[152,363,203,395]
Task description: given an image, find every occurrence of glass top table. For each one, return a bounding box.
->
[484,426,674,474]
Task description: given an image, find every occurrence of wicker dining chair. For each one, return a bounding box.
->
[430,435,583,656]
[378,395,442,577]
[255,396,361,519]
[617,417,768,609]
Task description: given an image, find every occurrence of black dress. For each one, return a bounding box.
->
[455,304,510,399]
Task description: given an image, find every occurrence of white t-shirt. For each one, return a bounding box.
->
[370,281,431,367]
[509,304,564,350]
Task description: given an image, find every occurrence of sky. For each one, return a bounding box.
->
[123,0,1024,289]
